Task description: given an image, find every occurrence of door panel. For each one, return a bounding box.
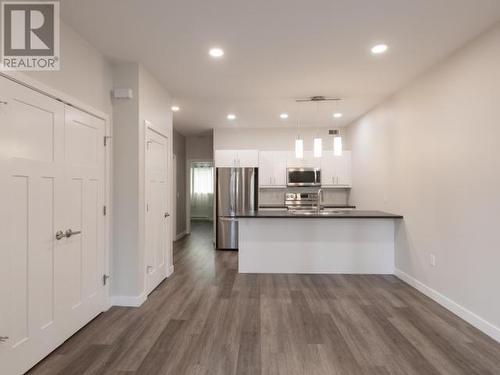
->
[258,151,274,187]
[0,77,66,375]
[64,106,105,328]
[145,128,170,295]
[236,150,259,167]
[274,152,288,187]
[321,151,336,186]
[217,217,238,249]
[216,168,235,215]
[0,78,106,375]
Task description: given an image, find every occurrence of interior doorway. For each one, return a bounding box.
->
[187,160,214,233]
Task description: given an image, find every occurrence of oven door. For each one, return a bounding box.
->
[287,168,321,186]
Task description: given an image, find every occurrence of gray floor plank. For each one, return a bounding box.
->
[27,221,500,375]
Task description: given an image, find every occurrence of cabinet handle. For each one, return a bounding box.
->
[0,336,9,343]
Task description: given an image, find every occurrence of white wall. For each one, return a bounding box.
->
[112,63,173,301]
[25,21,113,115]
[186,132,214,160]
[138,65,174,291]
[347,23,500,341]
[111,64,140,297]
[173,130,187,236]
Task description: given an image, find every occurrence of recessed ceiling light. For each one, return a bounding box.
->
[227,113,236,120]
[280,113,289,119]
[171,105,180,112]
[333,112,343,118]
[371,44,388,54]
[209,47,224,58]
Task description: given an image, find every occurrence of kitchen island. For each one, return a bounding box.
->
[231,210,403,274]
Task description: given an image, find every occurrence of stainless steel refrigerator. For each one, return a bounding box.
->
[216,168,258,249]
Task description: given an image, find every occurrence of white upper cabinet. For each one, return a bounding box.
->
[215,149,259,167]
[259,151,287,188]
[216,149,351,188]
[321,151,352,187]
[237,150,260,167]
[286,151,321,169]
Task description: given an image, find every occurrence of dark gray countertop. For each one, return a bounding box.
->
[259,204,356,209]
[225,210,403,219]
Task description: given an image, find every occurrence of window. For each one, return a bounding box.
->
[191,163,213,194]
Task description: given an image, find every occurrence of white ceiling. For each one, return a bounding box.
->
[60,0,500,135]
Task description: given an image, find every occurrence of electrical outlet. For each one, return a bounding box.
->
[430,253,436,267]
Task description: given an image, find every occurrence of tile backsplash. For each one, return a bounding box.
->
[259,188,350,206]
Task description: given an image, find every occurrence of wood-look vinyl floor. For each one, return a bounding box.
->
[28,222,500,375]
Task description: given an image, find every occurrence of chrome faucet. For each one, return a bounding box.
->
[316,188,323,213]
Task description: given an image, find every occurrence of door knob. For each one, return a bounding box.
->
[164,213,170,218]
[65,229,82,238]
[0,336,9,343]
[55,230,65,240]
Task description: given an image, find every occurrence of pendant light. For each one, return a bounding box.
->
[313,101,322,158]
[295,102,304,159]
[313,137,322,158]
[295,137,304,159]
[333,132,343,156]
[333,100,343,156]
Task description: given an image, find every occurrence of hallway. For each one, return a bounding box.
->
[28,222,500,375]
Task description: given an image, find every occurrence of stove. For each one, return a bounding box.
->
[284,192,319,211]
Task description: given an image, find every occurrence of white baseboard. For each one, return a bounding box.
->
[110,292,147,307]
[167,264,175,277]
[395,269,500,343]
[175,231,187,241]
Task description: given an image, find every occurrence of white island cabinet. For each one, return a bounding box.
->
[235,211,403,274]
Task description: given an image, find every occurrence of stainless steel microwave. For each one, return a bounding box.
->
[287,168,321,187]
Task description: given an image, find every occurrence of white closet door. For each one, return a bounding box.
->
[62,106,106,331]
[0,78,106,375]
[0,78,65,375]
[145,128,170,295]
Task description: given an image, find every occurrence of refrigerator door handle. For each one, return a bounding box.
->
[219,217,236,221]
[229,169,235,213]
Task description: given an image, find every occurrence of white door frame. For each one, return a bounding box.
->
[0,72,113,310]
[185,158,214,234]
[173,154,177,240]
